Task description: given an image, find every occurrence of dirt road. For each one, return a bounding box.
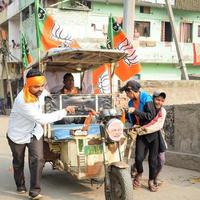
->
[0,115,200,200]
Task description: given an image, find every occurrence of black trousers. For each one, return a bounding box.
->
[135,135,159,180]
[7,135,44,196]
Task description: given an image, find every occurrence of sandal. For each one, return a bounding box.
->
[132,173,142,188]
[154,179,164,187]
[133,179,141,188]
[148,180,158,192]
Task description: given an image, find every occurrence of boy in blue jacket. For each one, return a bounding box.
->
[121,80,158,192]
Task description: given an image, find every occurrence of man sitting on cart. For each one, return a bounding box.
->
[60,73,80,95]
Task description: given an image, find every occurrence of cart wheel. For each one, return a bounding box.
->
[105,166,134,200]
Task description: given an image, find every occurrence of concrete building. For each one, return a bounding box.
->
[1,0,200,100]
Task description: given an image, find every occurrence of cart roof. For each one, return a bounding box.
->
[30,48,125,72]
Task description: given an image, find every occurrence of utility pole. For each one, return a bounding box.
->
[165,0,189,80]
[123,0,135,42]
[3,53,14,107]
[0,34,14,107]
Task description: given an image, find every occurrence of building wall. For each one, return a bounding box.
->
[165,103,200,172]
[93,2,200,43]
[140,80,200,105]
[175,0,200,11]
[19,0,34,10]
[3,1,200,81]
[91,2,200,79]
[9,17,21,61]
[141,63,200,80]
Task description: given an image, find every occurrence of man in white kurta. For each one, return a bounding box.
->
[7,69,74,200]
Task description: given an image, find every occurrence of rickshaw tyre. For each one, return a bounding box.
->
[105,166,134,200]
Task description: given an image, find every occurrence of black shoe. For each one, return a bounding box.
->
[17,187,27,194]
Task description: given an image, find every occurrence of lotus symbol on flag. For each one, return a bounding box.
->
[118,38,139,66]
[51,24,73,48]
[98,71,111,94]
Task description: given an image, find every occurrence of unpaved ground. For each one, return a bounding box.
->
[0,115,200,200]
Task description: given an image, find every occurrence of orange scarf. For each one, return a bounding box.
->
[23,76,46,103]
[63,87,78,95]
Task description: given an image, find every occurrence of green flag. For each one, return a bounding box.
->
[21,33,33,68]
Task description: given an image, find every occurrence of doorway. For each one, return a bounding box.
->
[161,21,172,42]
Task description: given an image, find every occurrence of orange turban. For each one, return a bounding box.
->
[23,76,46,103]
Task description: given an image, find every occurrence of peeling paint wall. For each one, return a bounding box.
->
[140,80,200,105]
[164,104,200,171]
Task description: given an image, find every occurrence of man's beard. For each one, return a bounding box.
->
[35,91,43,97]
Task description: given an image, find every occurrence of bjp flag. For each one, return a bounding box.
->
[92,64,111,94]
[107,16,141,81]
[34,0,80,51]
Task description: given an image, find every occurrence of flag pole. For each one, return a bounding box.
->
[34,0,41,72]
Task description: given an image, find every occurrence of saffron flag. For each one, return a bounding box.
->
[34,0,80,51]
[193,43,200,66]
[21,33,33,68]
[107,16,141,81]
[92,64,111,94]
[82,64,111,94]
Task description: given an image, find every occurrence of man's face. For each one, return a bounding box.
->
[154,96,165,109]
[29,84,45,97]
[125,90,139,100]
[64,76,74,90]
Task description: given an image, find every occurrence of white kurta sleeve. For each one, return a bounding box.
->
[17,101,67,125]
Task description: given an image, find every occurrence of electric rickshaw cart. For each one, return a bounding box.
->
[30,48,134,200]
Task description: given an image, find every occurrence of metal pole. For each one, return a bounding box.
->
[165,0,189,80]
[123,0,135,42]
[3,54,14,107]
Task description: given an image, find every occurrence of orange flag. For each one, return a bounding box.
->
[35,0,80,51]
[92,64,111,94]
[107,16,141,81]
